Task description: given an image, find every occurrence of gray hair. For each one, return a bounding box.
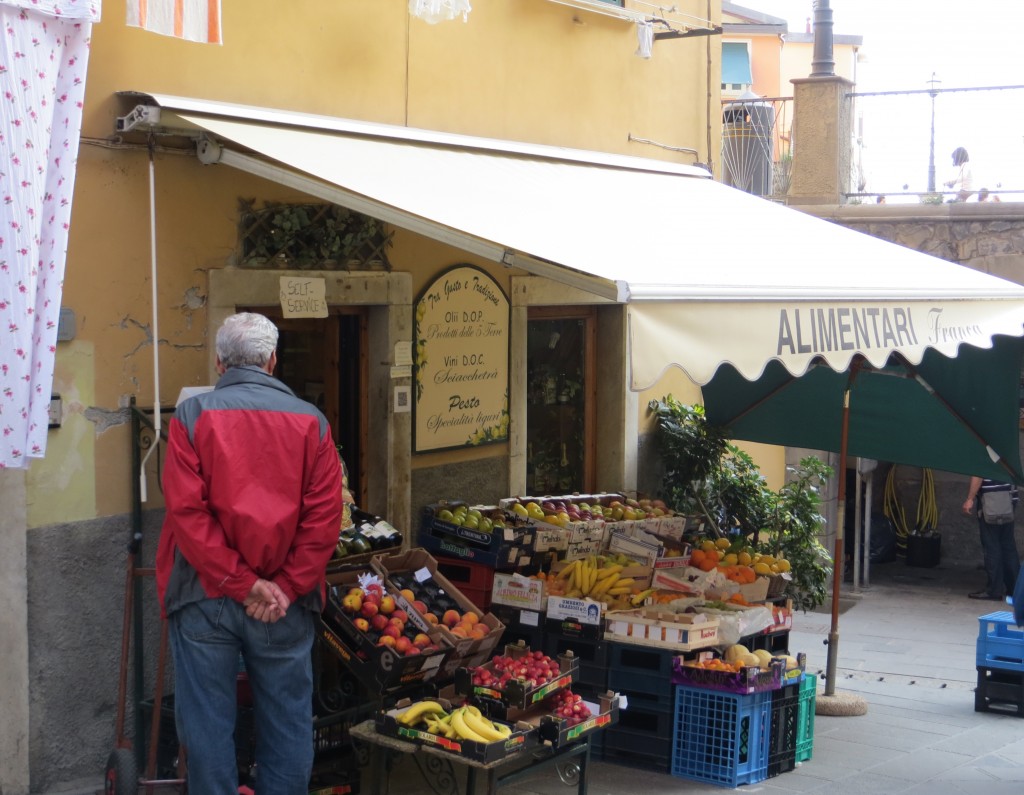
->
[216,313,279,369]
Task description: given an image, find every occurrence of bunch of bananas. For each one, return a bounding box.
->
[396,700,512,743]
[557,556,635,600]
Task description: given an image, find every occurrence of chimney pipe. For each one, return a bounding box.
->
[810,0,835,77]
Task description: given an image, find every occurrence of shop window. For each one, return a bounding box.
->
[526,309,596,494]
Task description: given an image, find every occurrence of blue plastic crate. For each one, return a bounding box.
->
[671,685,771,788]
[976,611,1024,672]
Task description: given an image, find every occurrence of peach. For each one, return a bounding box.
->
[404,646,422,656]
[377,635,396,648]
[370,614,390,632]
[341,593,363,613]
[412,600,429,615]
[462,612,480,626]
[450,626,468,638]
[382,623,402,639]
[360,601,379,619]
[391,609,409,624]
[469,627,488,640]
[424,613,439,625]
[412,633,431,648]
[400,589,416,602]
[353,617,370,633]
[379,595,396,615]
[442,609,462,628]
[394,636,413,654]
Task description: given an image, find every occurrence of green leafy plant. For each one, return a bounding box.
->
[647,396,833,611]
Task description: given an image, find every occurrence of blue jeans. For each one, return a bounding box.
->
[978,519,1021,597]
[169,598,315,795]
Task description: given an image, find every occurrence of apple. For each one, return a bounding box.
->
[353,617,370,633]
[370,614,390,632]
[412,633,431,648]
[442,609,461,628]
[341,593,363,613]
[379,595,396,615]
[360,601,379,619]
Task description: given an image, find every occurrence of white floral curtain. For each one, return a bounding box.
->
[0,0,98,468]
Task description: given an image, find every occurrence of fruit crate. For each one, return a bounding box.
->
[455,642,577,709]
[976,611,1024,672]
[795,672,816,763]
[490,604,545,651]
[376,699,537,763]
[671,685,772,788]
[606,641,676,698]
[419,503,535,569]
[603,607,720,652]
[543,633,609,690]
[671,657,784,695]
[974,666,1024,717]
[500,689,620,749]
[435,556,496,612]
[767,681,800,777]
[602,725,671,773]
[372,548,507,673]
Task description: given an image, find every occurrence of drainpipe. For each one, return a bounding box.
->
[810,0,835,77]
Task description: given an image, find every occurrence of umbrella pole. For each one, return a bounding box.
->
[825,387,850,697]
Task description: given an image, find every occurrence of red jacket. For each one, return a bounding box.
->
[156,366,342,617]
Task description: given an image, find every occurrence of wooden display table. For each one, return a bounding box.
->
[349,720,591,795]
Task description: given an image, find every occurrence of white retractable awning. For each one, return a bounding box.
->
[121,92,1024,391]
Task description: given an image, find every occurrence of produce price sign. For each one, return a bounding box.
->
[414,265,509,452]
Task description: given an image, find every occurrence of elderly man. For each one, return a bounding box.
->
[157,312,342,794]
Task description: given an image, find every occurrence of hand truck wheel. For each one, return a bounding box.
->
[104,748,139,795]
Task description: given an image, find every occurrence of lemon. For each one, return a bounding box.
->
[715,538,731,550]
[753,561,772,575]
[701,540,717,553]
[777,559,791,573]
[723,553,738,566]
[737,551,752,566]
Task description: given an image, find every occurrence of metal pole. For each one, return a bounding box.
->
[810,0,835,78]
[927,73,941,192]
[826,380,853,697]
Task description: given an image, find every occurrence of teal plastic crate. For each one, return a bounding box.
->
[795,673,816,763]
[976,611,1024,672]
[671,685,771,787]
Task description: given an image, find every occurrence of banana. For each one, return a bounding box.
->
[630,588,655,606]
[460,708,507,742]
[597,564,624,579]
[493,722,512,738]
[398,699,448,727]
[557,560,579,581]
[451,708,490,743]
[590,573,619,599]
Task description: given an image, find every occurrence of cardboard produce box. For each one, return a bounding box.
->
[490,572,545,612]
[372,548,506,675]
[603,606,720,651]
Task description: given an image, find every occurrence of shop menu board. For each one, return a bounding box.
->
[414,265,509,452]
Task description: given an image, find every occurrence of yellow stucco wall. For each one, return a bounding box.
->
[44,0,723,527]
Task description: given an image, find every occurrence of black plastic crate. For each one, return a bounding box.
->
[607,641,675,698]
[975,666,1024,717]
[491,604,545,651]
[767,681,800,777]
[742,629,791,654]
[602,725,671,773]
[543,633,608,689]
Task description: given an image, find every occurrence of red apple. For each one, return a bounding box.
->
[360,601,379,619]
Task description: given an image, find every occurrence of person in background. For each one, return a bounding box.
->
[157,312,342,794]
[945,146,974,202]
[963,476,1020,600]
[978,187,1001,203]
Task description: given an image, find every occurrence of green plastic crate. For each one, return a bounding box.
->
[795,674,816,763]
